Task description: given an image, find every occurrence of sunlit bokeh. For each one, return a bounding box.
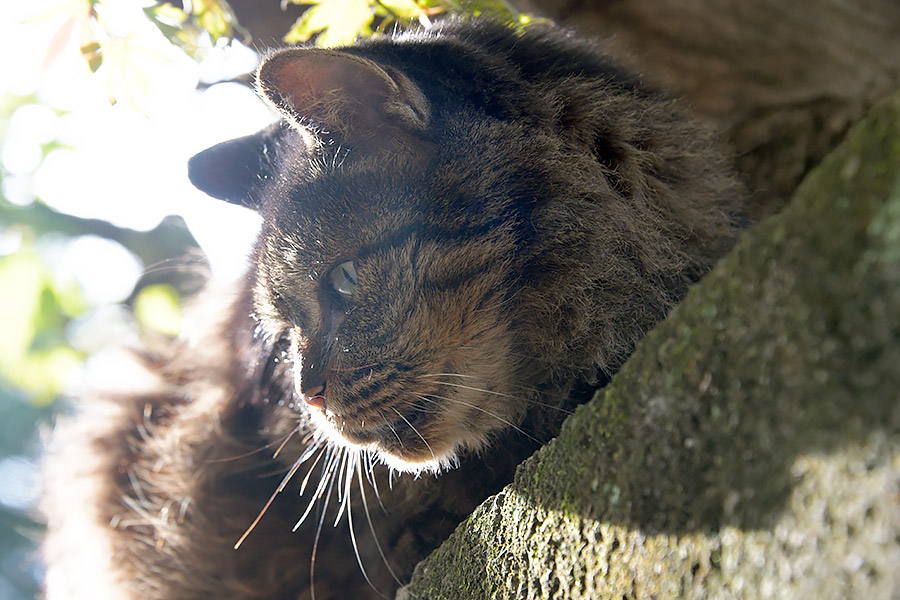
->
[2,0,272,269]
[0,1,276,597]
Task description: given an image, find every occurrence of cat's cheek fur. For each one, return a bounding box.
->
[290,313,524,475]
[376,304,525,473]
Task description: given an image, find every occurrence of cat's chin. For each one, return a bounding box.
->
[347,430,469,476]
[304,406,479,475]
[375,446,462,476]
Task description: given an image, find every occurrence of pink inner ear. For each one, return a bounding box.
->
[260,51,395,136]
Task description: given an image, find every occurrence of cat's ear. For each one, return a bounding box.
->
[188,121,291,209]
[257,49,430,154]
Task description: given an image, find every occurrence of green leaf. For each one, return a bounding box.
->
[0,252,44,367]
[284,0,375,47]
[142,3,190,46]
[11,347,81,406]
[133,284,182,337]
[54,278,89,319]
[147,2,189,25]
[377,0,428,19]
[143,1,238,57]
[192,0,235,44]
[430,0,525,25]
[284,2,336,44]
[80,41,103,73]
[0,250,84,404]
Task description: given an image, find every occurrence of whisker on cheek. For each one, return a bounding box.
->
[390,406,437,464]
[380,415,404,448]
[417,372,575,414]
[413,390,542,446]
[453,344,581,368]
[329,362,381,373]
[398,391,475,438]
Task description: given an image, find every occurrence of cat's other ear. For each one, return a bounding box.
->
[258,49,431,154]
[188,121,292,208]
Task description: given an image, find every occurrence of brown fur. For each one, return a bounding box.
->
[43,20,745,599]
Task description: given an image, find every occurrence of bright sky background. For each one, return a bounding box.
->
[0,6,280,590]
[0,0,278,294]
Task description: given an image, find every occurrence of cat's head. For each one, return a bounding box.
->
[189,44,536,474]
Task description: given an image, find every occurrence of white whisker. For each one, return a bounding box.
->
[333,448,351,525]
[309,461,338,600]
[344,452,391,599]
[294,446,340,531]
[413,391,543,446]
[363,450,384,506]
[234,435,323,550]
[397,392,474,439]
[271,426,299,460]
[420,379,519,399]
[357,457,404,589]
[298,444,327,496]
[381,414,404,447]
[390,406,436,464]
[417,373,575,414]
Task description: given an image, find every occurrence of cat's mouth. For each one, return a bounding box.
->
[291,347,522,474]
[299,386,475,474]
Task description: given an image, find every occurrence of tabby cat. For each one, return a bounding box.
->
[42,19,744,600]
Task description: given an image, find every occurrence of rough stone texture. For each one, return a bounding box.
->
[398,92,900,600]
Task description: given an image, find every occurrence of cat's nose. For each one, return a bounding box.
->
[301,384,326,410]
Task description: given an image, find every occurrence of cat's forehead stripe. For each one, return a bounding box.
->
[347,212,518,265]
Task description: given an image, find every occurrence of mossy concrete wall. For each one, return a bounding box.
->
[398,91,900,599]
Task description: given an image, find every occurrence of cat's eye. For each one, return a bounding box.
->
[329,260,358,298]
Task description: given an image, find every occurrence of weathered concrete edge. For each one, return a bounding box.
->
[398,89,900,599]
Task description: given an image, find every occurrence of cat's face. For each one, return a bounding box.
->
[190,47,531,473]
[254,171,528,474]
[188,29,744,474]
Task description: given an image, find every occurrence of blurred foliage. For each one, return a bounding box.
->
[143,0,528,50]
[144,0,247,58]
[134,283,183,336]
[281,0,529,46]
[0,245,85,404]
